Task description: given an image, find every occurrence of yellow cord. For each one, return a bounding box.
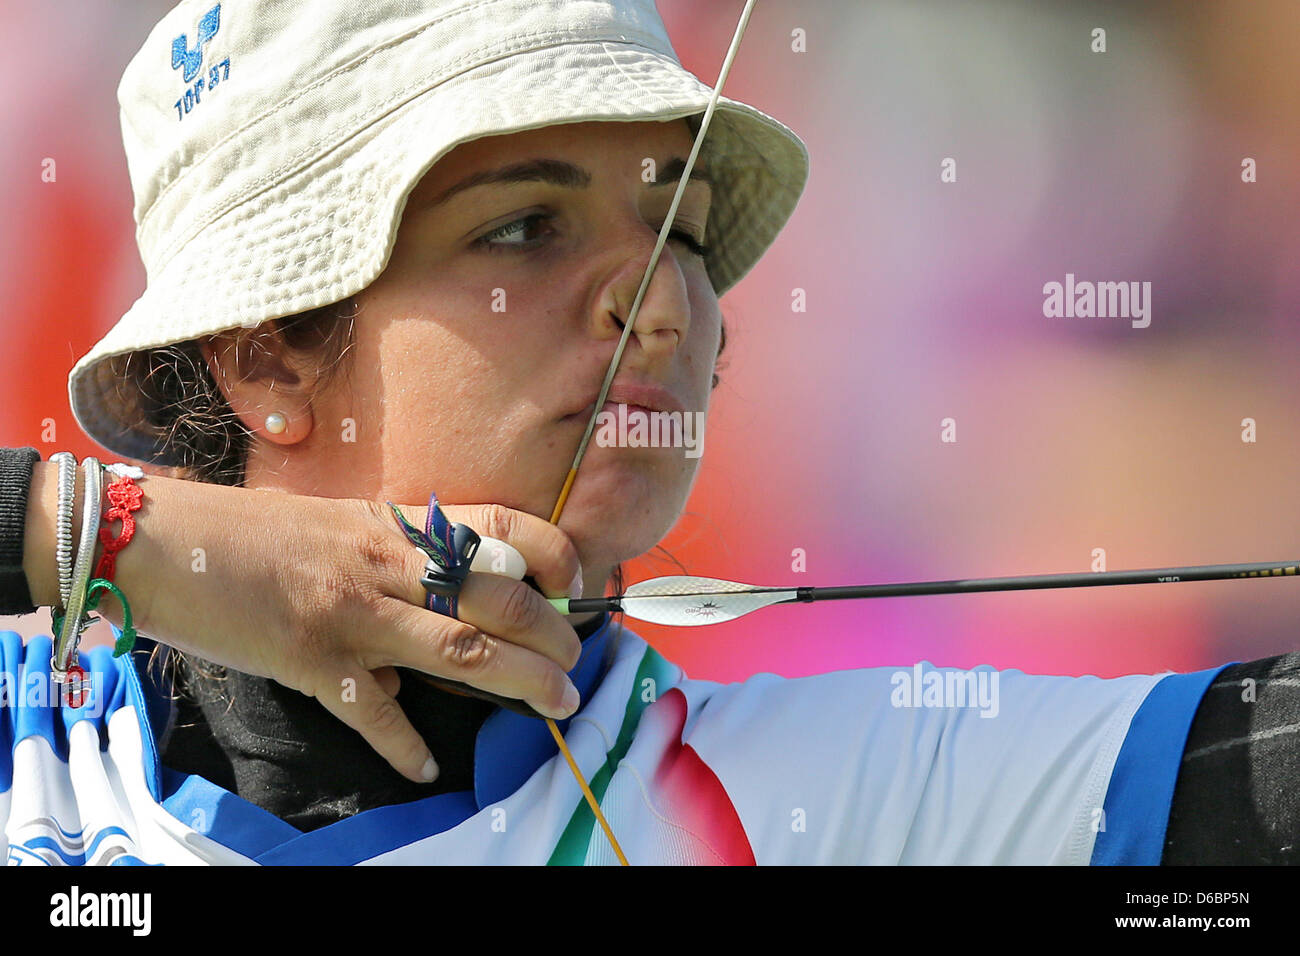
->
[548,468,578,525]
[547,466,629,864]
[546,717,629,866]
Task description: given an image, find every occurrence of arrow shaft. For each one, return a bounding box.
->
[558,560,1300,616]
[795,560,1300,602]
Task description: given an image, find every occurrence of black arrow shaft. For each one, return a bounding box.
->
[568,560,1300,616]
[794,561,1300,602]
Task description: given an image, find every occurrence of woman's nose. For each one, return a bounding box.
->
[590,222,691,365]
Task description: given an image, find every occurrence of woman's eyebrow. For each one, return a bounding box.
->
[418,155,713,211]
[651,156,714,191]
[420,158,591,210]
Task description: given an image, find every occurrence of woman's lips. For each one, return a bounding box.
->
[560,381,688,421]
[563,400,659,422]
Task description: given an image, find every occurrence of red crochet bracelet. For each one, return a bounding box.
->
[93,468,144,582]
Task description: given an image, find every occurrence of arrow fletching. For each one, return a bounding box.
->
[615,575,797,626]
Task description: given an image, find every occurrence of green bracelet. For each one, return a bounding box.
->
[51,577,138,659]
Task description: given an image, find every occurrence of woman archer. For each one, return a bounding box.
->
[1,0,1296,866]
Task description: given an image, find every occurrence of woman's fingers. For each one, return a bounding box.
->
[314,665,439,785]
[370,599,581,720]
[394,547,581,671]
[457,572,582,670]
[436,503,584,600]
[382,500,583,669]
[372,665,401,698]
[360,497,584,719]
[383,518,581,671]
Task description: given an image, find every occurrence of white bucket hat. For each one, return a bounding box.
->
[69,0,809,466]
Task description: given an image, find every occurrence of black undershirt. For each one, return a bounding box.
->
[1162,651,1300,864]
[158,614,607,833]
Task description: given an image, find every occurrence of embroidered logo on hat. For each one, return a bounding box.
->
[171,4,221,83]
[170,4,230,122]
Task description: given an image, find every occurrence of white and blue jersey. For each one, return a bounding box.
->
[0,621,1225,864]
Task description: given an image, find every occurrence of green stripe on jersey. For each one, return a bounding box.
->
[547,645,678,865]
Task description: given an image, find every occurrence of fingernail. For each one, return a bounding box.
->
[560,680,580,715]
[569,568,584,600]
[421,756,439,782]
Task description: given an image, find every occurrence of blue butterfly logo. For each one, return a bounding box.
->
[171,4,221,84]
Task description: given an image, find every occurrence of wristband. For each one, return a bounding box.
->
[94,463,144,582]
[50,451,77,613]
[51,457,102,703]
[0,446,41,615]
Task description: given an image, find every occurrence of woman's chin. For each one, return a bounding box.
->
[553,456,687,564]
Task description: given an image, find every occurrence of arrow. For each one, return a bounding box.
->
[547,560,1300,627]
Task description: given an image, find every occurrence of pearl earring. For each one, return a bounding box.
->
[265,412,288,435]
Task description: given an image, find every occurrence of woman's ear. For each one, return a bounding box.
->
[199,329,316,448]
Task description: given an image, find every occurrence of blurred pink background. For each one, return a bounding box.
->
[2,0,1298,681]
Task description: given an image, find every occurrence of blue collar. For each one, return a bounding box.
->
[474,611,614,806]
[118,613,617,864]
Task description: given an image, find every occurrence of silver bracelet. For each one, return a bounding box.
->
[49,451,78,614]
[52,457,103,683]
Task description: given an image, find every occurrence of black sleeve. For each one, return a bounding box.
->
[0,446,42,616]
[1161,651,1300,864]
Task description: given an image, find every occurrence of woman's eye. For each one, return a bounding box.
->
[474,213,708,259]
[476,212,553,250]
[668,228,710,259]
